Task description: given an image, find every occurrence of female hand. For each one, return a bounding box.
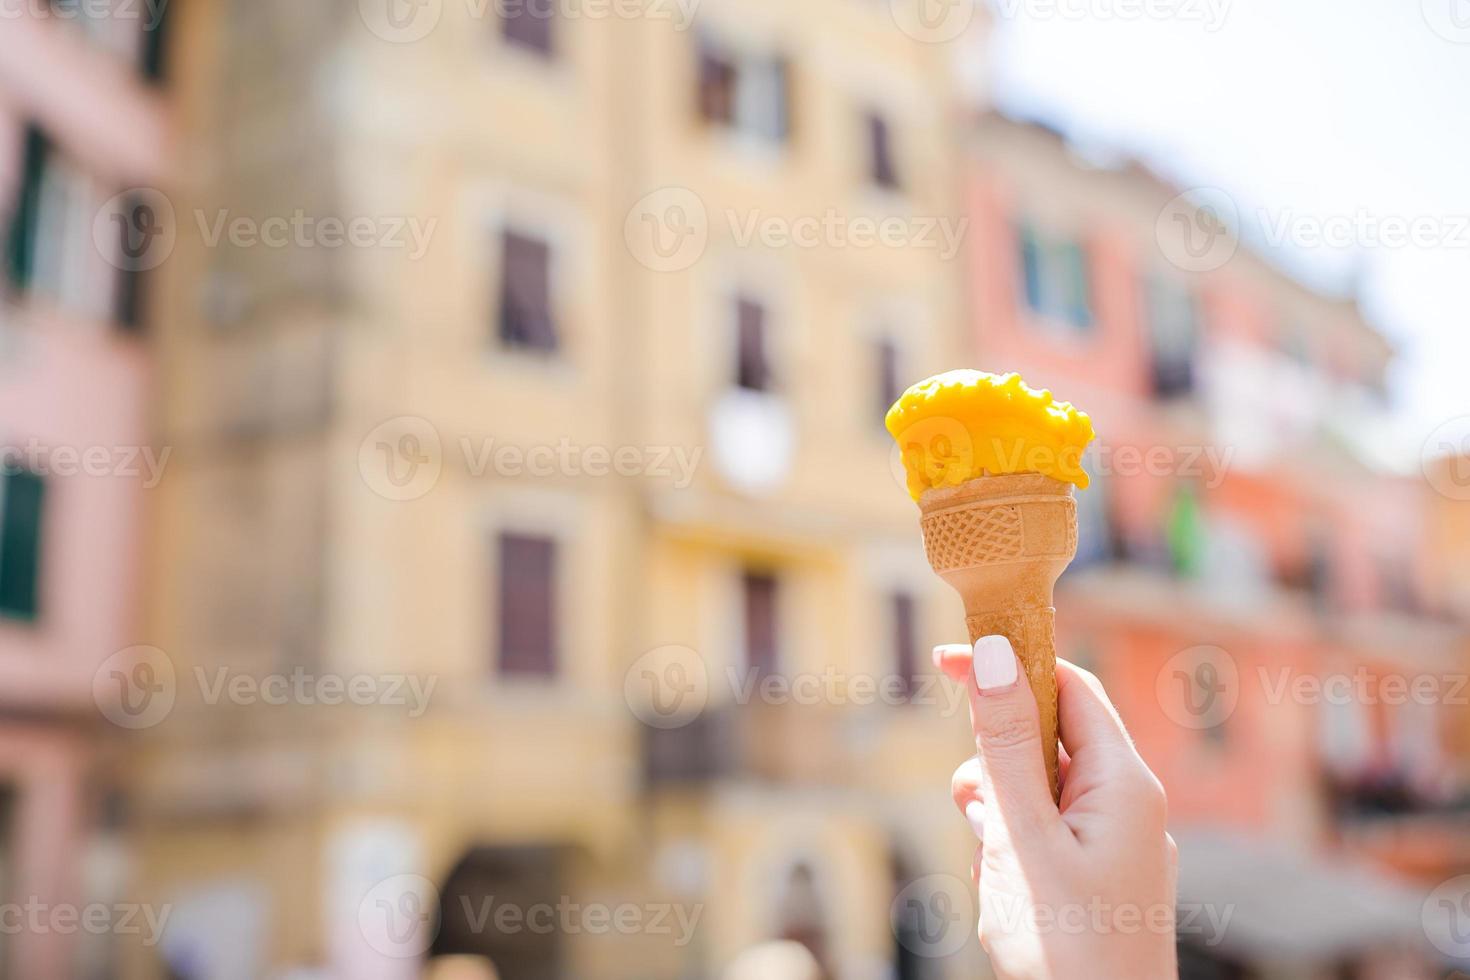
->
[934,637,1179,980]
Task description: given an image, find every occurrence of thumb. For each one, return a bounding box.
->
[968,635,1060,839]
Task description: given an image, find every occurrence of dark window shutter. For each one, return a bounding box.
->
[742,571,778,678]
[735,296,770,392]
[503,0,554,57]
[498,533,556,677]
[115,264,145,334]
[697,44,736,125]
[140,5,171,83]
[5,126,48,292]
[868,114,898,189]
[0,468,45,621]
[114,194,150,334]
[498,230,558,352]
[891,592,917,700]
[1146,275,1198,398]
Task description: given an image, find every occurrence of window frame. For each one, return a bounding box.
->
[695,34,792,146]
[1017,219,1093,334]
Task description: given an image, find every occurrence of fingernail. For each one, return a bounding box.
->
[931,643,970,669]
[964,800,985,841]
[972,635,1017,694]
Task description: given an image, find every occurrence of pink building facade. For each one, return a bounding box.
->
[0,6,169,976]
[966,113,1467,978]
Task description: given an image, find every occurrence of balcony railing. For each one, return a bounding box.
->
[642,702,856,787]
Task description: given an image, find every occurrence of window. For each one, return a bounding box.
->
[0,467,45,621]
[875,336,902,422]
[741,570,778,678]
[735,296,771,392]
[503,0,554,57]
[497,532,557,677]
[1018,222,1091,331]
[890,592,919,700]
[1146,274,1198,398]
[497,229,558,352]
[4,126,48,292]
[696,38,791,143]
[866,113,899,190]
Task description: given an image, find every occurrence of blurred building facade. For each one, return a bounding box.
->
[0,4,170,978]
[967,113,1470,979]
[131,1,987,978]
[78,3,1470,980]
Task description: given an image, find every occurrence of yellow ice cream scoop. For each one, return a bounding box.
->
[885,369,1095,502]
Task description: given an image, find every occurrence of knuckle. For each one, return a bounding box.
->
[983,712,1040,752]
[1135,769,1169,820]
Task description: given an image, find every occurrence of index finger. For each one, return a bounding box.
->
[1056,658,1143,775]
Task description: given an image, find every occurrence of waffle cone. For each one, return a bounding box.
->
[918,472,1078,803]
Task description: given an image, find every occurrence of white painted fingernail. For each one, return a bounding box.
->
[964,800,985,840]
[972,635,1017,693]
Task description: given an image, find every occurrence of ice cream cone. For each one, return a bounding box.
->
[917,472,1077,802]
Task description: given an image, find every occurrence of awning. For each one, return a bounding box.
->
[1175,830,1431,963]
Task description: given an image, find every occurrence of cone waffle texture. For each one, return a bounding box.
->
[918,473,1077,803]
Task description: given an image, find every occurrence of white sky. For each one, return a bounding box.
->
[984,0,1470,456]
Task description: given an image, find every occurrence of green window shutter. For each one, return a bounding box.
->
[1165,484,1205,579]
[0,469,45,620]
[1019,223,1043,313]
[5,126,48,292]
